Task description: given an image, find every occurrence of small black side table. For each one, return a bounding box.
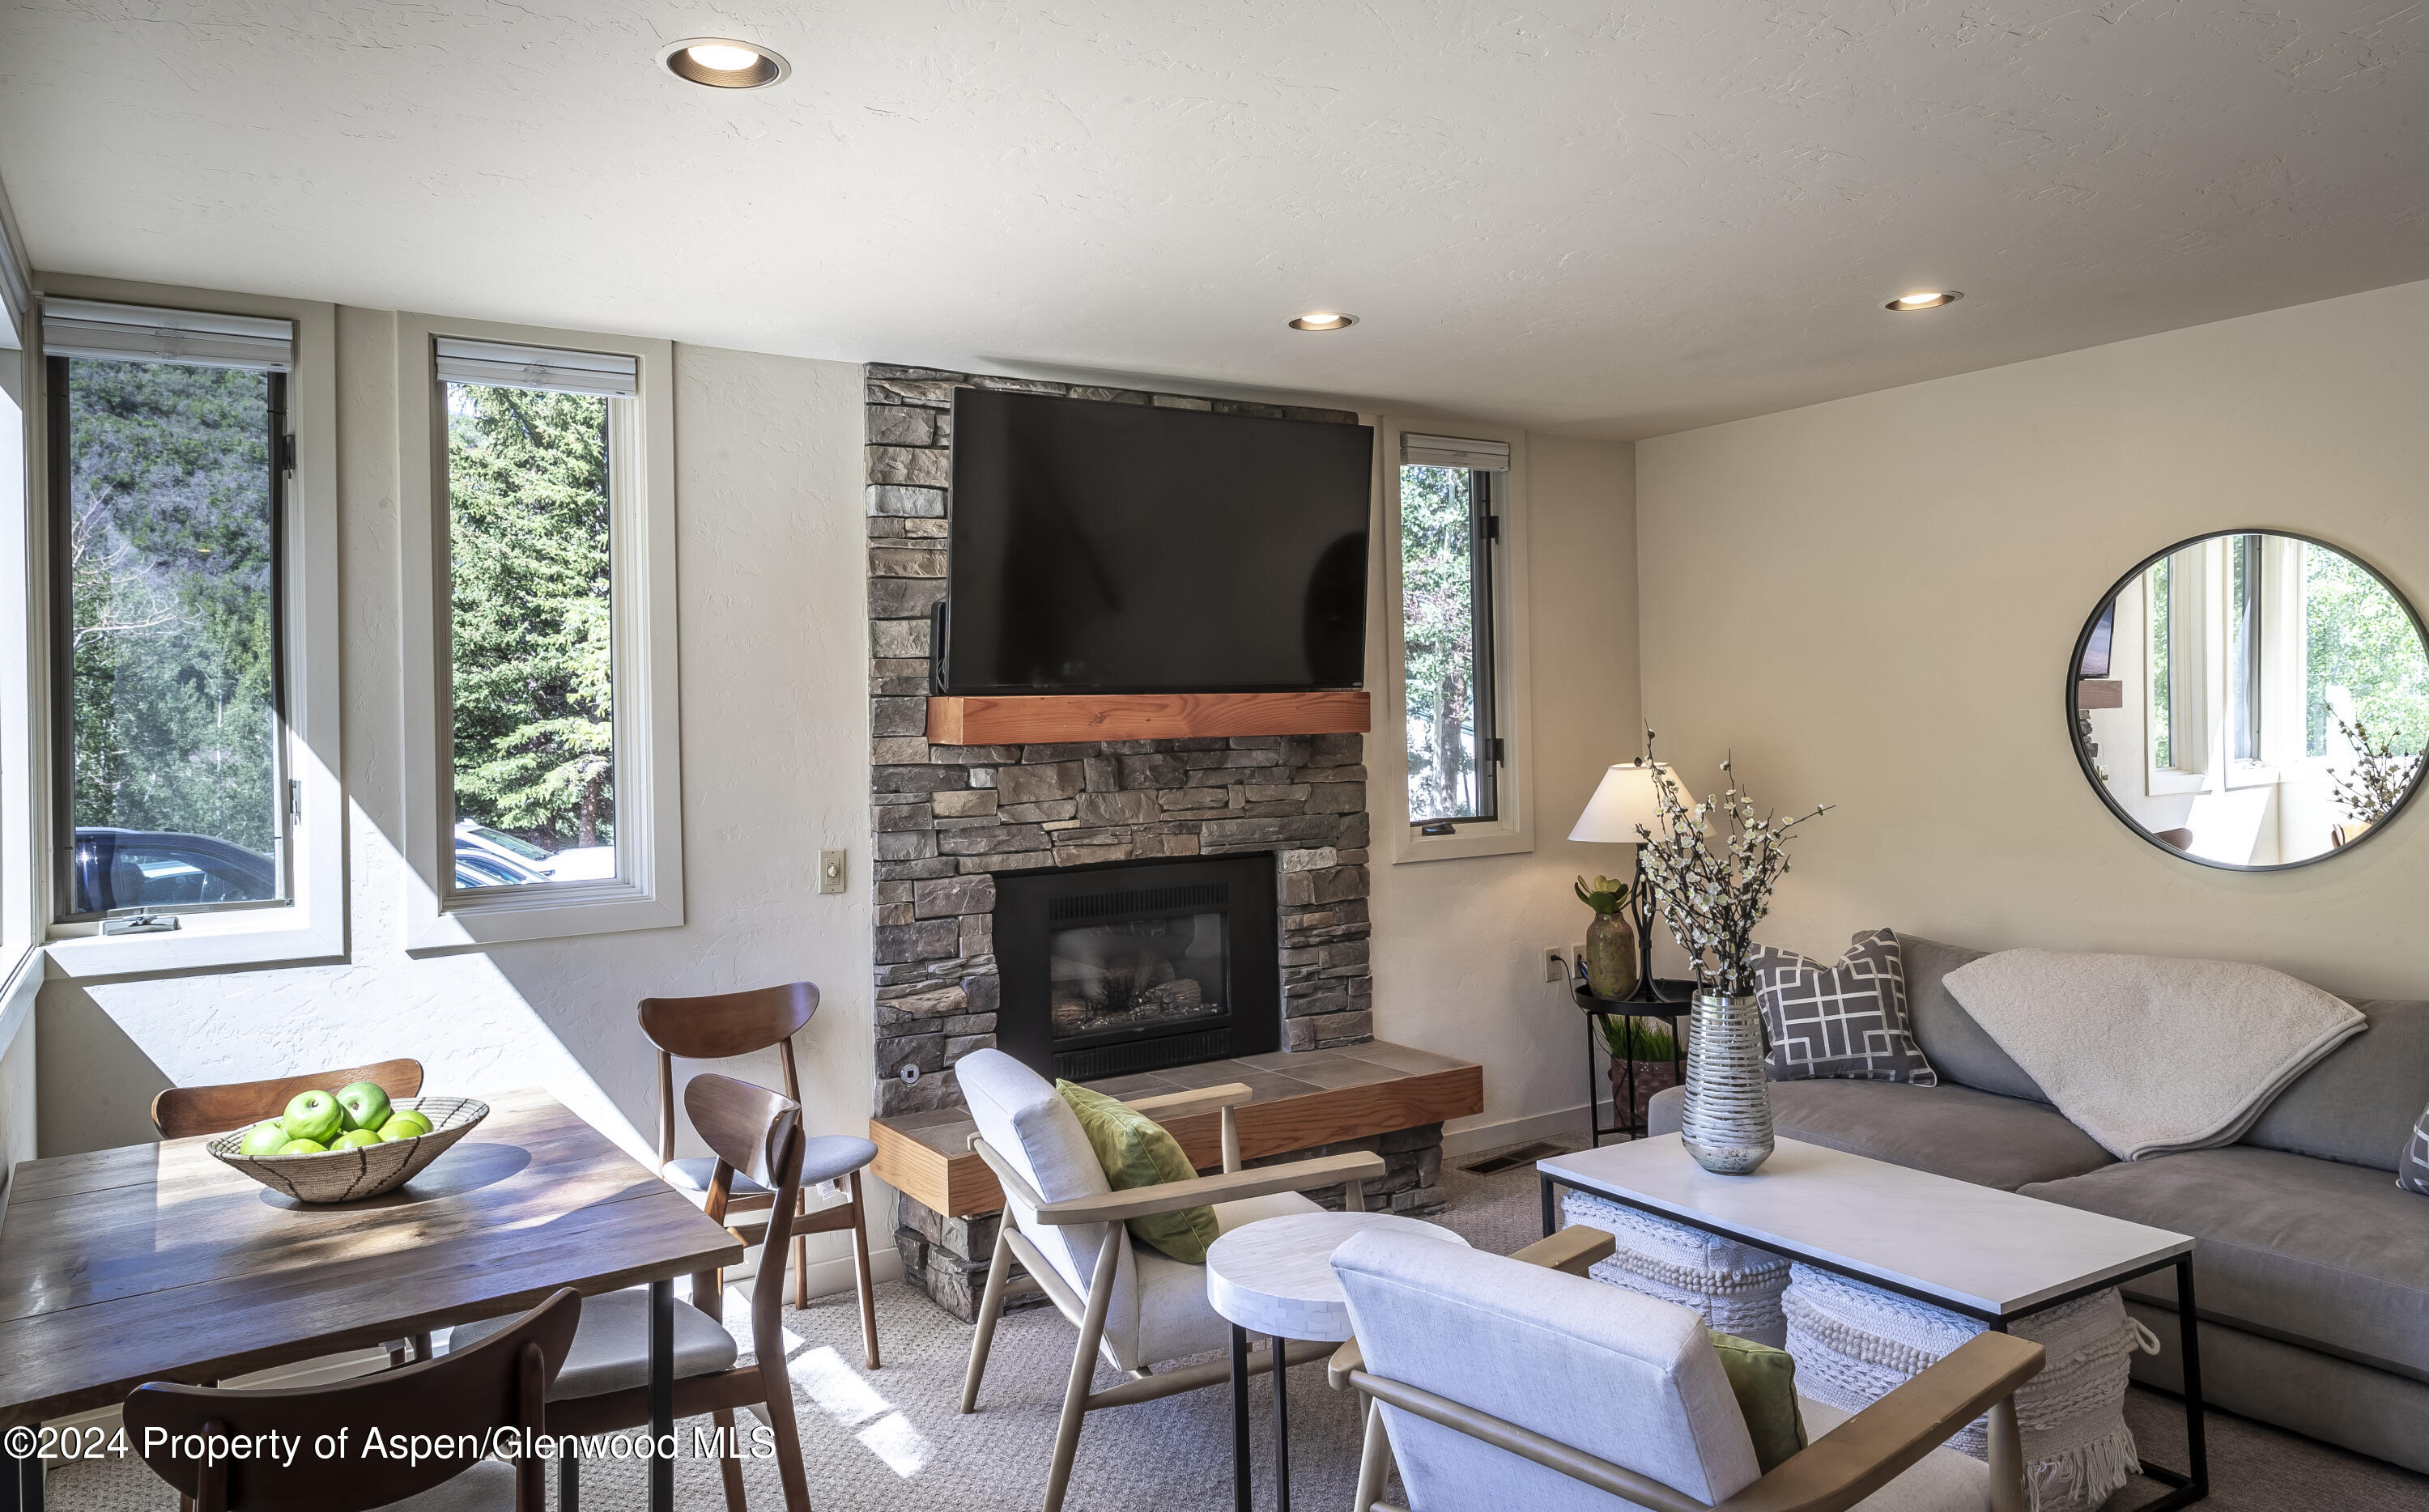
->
[1576,969,1696,1145]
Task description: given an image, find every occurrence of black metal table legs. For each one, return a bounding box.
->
[1230,1324,1251,1512]
[1227,1324,1295,1511]
[649,1276,674,1512]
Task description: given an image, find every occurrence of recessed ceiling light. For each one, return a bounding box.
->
[660,37,790,89]
[1289,312,1358,332]
[1886,291,1963,312]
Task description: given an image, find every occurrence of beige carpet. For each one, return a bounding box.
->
[45,1139,2429,1511]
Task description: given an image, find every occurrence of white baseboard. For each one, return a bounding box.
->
[1441,1102,1591,1159]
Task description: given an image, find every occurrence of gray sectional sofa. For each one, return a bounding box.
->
[1646,937,2429,1475]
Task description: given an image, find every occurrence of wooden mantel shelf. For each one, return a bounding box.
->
[870,1042,1481,1217]
[927,690,1369,746]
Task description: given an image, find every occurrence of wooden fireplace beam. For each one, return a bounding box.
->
[926,690,1370,746]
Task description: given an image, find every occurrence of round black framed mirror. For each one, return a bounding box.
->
[2069,531,2429,870]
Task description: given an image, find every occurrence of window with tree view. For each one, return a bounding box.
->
[445,374,618,889]
[52,350,286,919]
[1400,459,1498,823]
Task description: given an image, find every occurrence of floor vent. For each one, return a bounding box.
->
[1460,1140,1567,1175]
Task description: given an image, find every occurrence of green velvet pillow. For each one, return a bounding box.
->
[1708,1331,1807,1473]
[1054,1080,1221,1264]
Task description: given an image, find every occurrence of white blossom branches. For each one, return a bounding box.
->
[2331,713,2423,829]
[1633,736,1831,996]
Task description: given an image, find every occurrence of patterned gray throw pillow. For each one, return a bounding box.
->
[2401,1105,2429,1196]
[1750,928,1938,1085]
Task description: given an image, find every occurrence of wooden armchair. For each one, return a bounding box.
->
[951,1048,1385,1512]
[1326,1225,2047,1512]
[639,982,882,1368]
[449,1074,816,1512]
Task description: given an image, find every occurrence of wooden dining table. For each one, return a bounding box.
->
[0,1087,744,1512]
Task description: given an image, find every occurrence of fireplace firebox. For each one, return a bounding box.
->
[994,854,1279,1081]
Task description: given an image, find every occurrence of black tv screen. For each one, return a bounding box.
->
[940,389,1373,694]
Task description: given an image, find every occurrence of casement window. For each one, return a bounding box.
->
[36,288,344,975]
[1398,435,1504,824]
[1380,422,1536,863]
[398,317,680,946]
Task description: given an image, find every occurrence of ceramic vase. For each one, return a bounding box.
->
[1679,991,1774,1174]
[1582,911,1638,998]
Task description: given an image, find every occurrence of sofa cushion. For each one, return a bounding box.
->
[1899,937,2048,1105]
[1645,1079,2112,1191]
[2022,1147,2429,1383]
[2240,999,2429,1173]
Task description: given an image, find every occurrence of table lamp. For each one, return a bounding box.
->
[1569,758,1679,1002]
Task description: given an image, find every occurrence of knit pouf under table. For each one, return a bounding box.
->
[1786,1264,2156,1512]
[1560,1191,1792,1345]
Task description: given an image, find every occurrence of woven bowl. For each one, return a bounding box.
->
[209,1096,489,1204]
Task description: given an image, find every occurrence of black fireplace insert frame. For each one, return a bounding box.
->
[993,852,1280,1082]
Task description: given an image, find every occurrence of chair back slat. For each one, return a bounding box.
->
[684,1073,802,1196]
[151,1060,427,1140]
[125,1288,580,1512]
[638,983,817,1062]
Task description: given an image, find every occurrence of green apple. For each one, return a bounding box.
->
[387,1109,434,1136]
[238,1120,291,1157]
[282,1089,342,1144]
[376,1117,423,1142]
[333,1129,383,1150]
[336,1081,393,1132]
[275,1137,330,1155]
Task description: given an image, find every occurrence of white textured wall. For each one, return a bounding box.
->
[1372,432,1640,1145]
[1636,278,2429,1000]
[33,310,887,1289]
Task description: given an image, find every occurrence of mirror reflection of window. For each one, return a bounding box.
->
[2078,532,2429,869]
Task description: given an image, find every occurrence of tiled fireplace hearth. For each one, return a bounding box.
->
[861,363,1456,1319]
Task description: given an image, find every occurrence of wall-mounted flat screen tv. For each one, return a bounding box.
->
[938,389,1373,694]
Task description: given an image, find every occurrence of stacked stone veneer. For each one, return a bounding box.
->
[864,363,1376,1121]
[864,363,1448,1320]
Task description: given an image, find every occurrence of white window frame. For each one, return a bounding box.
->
[2145,534,2316,800]
[397,313,681,948]
[1374,415,1536,864]
[36,277,347,978]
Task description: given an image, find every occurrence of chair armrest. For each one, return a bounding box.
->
[1710,1332,2046,1512]
[1509,1226,1618,1276]
[1031,1152,1386,1225]
[1327,1339,1364,1390]
[1121,1083,1253,1121]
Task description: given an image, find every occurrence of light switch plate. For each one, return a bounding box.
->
[819,849,847,894]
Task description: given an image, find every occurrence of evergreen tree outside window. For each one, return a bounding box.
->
[1400,462,1498,822]
[444,378,617,886]
[49,352,286,918]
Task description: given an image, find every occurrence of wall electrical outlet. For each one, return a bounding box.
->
[1543,947,1567,983]
[819,849,847,894]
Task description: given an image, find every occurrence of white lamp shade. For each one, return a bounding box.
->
[1568,762,1678,843]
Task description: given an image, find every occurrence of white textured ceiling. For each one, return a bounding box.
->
[3,2,2424,438]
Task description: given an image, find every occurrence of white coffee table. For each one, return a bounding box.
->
[1205,1211,1468,1512]
[1538,1134,2209,1509]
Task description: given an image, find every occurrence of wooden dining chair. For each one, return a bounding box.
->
[151,1058,432,1370]
[125,1286,580,1512]
[151,1058,426,1139]
[449,1075,815,1512]
[638,981,881,1367]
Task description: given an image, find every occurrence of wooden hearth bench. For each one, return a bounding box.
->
[869,1041,1482,1218]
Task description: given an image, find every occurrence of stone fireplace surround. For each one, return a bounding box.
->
[863,363,1447,1316]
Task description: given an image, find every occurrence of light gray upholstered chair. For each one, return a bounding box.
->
[952,1047,1386,1512]
[1328,1227,2047,1512]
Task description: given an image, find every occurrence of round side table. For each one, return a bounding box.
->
[1204,1211,1469,1512]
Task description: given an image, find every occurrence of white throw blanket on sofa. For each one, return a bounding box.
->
[1943,949,2364,1161]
